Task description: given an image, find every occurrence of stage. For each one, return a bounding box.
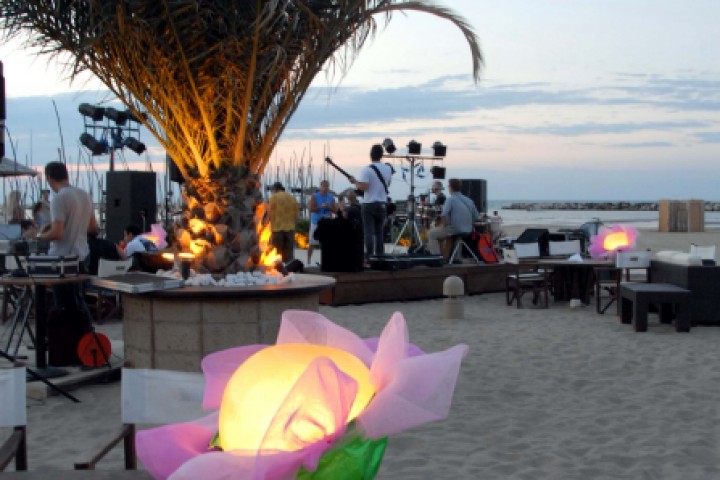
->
[308,262,510,306]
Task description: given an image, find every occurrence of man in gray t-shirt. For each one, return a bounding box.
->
[426,178,480,256]
[38,162,97,259]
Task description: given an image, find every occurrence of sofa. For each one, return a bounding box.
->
[650,251,720,325]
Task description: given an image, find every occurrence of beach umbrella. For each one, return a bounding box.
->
[0,157,37,177]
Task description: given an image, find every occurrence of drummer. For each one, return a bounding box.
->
[431,180,446,207]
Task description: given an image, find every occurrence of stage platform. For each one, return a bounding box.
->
[308,262,510,306]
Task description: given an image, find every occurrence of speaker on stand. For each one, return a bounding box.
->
[105,171,157,242]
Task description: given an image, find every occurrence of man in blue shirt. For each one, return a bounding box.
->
[426,178,480,258]
[307,180,336,264]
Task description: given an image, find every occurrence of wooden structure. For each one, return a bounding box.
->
[315,263,509,306]
[658,199,704,232]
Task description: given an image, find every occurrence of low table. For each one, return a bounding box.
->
[619,283,691,332]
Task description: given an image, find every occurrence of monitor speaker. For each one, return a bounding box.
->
[105,171,157,243]
[459,179,487,213]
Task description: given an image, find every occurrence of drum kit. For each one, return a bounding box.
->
[416,194,442,229]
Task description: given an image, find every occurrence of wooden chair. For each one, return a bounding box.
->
[505,243,549,308]
[74,368,205,471]
[0,367,27,472]
[85,258,133,321]
[594,250,651,314]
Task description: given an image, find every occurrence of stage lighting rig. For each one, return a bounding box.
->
[382,138,396,154]
[432,141,447,157]
[78,102,147,171]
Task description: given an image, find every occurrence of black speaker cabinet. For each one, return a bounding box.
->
[167,153,185,184]
[459,179,487,213]
[105,171,157,242]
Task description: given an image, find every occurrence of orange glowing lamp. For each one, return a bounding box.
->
[218,344,375,452]
[603,232,631,251]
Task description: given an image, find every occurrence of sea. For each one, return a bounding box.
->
[488,200,720,230]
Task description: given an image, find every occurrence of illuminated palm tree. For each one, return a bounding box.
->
[0,1,482,273]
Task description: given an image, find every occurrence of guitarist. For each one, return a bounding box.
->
[349,144,393,264]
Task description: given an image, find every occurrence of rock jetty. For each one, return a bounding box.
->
[502,202,720,211]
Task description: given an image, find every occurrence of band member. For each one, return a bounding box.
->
[426,178,480,259]
[349,144,393,264]
[307,180,335,264]
[432,180,446,207]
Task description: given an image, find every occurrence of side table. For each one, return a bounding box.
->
[619,283,691,332]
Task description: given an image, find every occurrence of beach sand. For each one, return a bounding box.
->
[4,226,720,478]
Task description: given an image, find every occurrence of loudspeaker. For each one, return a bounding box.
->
[105,171,157,243]
[459,179,487,213]
[166,153,184,184]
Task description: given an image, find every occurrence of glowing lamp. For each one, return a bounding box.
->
[603,232,631,251]
[219,344,375,452]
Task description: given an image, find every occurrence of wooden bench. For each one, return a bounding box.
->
[619,283,691,332]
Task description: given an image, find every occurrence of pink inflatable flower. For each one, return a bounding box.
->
[136,310,468,479]
[588,224,638,258]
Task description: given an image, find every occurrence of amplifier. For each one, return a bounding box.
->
[25,255,80,278]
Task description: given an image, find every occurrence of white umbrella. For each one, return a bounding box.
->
[0,157,37,177]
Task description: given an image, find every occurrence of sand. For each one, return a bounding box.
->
[4,226,720,479]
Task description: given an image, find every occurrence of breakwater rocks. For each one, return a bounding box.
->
[503,202,720,211]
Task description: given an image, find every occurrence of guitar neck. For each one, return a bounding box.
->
[325,158,352,180]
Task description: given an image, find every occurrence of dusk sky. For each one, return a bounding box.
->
[1,0,718,202]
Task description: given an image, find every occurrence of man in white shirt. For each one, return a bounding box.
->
[118,224,158,259]
[349,144,393,262]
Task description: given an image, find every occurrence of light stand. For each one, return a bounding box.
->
[388,153,444,254]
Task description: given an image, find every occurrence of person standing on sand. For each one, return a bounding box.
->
[307,180,335,264]
[268,181,299,263]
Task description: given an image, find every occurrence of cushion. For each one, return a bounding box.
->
[654,250,702,266]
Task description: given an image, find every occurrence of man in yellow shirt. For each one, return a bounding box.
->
[268,182,299,263]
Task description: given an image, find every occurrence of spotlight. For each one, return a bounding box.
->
[407,140,422,155]
[124,137,146,154]
[78,103,105,122]
[382,138,396,154]
[432,141,447,157]
[104,107,128,125]
[80,132,109,155]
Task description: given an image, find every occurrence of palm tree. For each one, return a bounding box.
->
[0,0,482,273]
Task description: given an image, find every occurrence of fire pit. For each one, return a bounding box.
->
[121,273,335,371]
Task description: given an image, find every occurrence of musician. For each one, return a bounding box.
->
[426,178,480,258]
[431,180,446,207]
[349,144,393,263]
[307,179,336,264]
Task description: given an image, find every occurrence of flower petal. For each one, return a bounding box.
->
[136,412,218,480]
[201,344,268,409]
[276,310,373,367]
[357,344,468,438]
[370,312,409,391]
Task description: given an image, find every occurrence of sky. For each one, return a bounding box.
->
[1,0,719,202]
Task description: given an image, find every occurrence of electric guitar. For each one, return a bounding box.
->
[324,157,364,197]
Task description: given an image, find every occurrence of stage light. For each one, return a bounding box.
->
[80,133,109,155]
[104,107,128,125]
[432,141,447,157]
[124,137,146,154]
[78,103,105,122]
[382,138,396,154]
[407,140,422,155]
[431,166,446,179]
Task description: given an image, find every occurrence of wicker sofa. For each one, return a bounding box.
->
[650,252,720,325]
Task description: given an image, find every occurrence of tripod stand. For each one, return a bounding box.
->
[390,154,443,254]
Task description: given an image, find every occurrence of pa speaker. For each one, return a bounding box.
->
[105,171,157,243]
[459,179,487,213]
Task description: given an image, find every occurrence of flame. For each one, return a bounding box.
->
[255,202,283,269]
[295,232,308,249]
